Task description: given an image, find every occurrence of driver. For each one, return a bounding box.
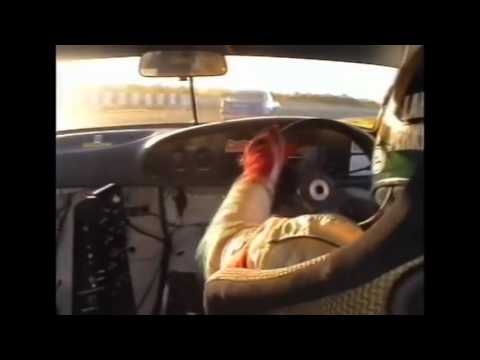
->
[197,46,424,280]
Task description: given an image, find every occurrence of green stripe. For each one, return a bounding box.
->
[374,150,423,182]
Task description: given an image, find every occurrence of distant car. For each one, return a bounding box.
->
[221,91,280,120]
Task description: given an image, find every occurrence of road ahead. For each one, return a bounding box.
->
[57,100,378,131]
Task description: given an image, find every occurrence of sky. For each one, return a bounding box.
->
[57,55,397,103]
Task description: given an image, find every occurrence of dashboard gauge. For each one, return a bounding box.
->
[195,148,213,170]
[139,117,373,189]
[171,150,186,172]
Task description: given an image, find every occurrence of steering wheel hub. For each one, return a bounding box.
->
[309,179,330,201]
[297,172,337,212]
[278,118,376,220]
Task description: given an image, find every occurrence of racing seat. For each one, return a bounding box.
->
[203,162,424,315]
[387,262,424,315]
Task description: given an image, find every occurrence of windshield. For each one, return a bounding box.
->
[56,55,397,132]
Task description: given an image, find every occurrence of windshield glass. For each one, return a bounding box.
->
[56,55,397,131]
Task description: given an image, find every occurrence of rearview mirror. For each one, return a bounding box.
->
[139,50,227,77]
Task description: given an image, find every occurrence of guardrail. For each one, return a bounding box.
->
[79,91,220,110]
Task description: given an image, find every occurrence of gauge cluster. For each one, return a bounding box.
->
[144,132,243,186]
[56,118,372,189]
[141,118,367,187]
[169,146,218,173]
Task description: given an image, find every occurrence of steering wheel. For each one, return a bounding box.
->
[275,118,376,223]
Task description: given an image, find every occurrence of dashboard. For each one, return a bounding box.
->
[56,118,372,189]
[143,118,371,187]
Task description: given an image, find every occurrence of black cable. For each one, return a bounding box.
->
[129,194,207,314]
[126,220,167,244]
[152,188,173,315]
[135,258,163,312]
[124,219,167,312]
[121,218,166,312]
[357,187,393,228]
[124,200,173,314]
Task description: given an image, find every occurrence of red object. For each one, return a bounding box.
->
[241,127,297,183]
[285,143,298,159]
[243,144,275,182]
[225,245,249,269]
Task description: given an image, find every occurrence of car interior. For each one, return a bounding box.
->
[56,45,423,315]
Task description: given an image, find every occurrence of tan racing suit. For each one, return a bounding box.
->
[197,125,363,279]
[199,175,363,279]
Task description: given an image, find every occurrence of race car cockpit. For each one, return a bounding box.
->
[55,45,423,315]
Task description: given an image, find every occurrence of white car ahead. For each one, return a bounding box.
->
[221,90,280,120]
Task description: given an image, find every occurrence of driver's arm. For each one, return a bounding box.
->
[197,126,364,279]
[197,127,286,278]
